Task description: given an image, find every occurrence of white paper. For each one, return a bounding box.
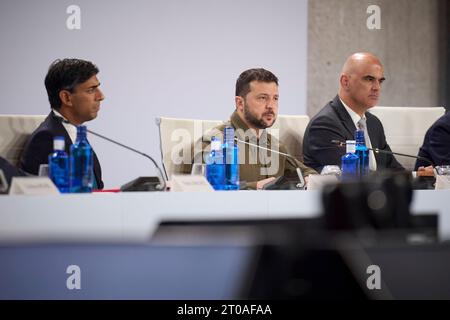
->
[170,174,214,192]
[9,177,59,195]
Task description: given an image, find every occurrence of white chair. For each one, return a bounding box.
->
[156,117,222,179]
[0,114,46,166]
[369,106,446,170]
[270,114,310,161]
[156,114,311,179]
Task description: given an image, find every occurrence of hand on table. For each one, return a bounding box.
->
[417,165,435,177]
[256,177,276,190]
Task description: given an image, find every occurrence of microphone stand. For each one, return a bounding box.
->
[234,137,306,189]
[331,140,433,166]
[87,129,166,191]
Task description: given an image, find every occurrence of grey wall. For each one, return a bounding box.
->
[307,0,441,116]
[0,0,308,188]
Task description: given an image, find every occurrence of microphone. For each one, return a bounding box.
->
[87,129,166,191]
[234,137,306,189]
[330,140,433,166]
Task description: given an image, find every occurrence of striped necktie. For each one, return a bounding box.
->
[357,118,377,171]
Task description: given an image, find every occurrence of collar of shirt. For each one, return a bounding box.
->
[230,110,269,146]
[339,98,377,171]
[229,111,274,177]
[52,109,78,144]
[339,98,366,129]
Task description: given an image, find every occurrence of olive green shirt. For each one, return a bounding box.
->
[180,111,316,189]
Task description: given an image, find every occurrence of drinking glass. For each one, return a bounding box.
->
[38,164,49,177]
[320,165,342,177]
[191,163,205,176]
[436,165,450,175]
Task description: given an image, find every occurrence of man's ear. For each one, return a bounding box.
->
[59,90,72,107]
[235,96,244,112]
[340,74,350,90]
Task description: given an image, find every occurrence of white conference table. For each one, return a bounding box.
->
[0,189,449,242]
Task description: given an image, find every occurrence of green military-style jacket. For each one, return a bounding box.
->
[180,111,316,189]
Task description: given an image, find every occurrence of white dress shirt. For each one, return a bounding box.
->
[52,109,78,144]
[340,99,377,171]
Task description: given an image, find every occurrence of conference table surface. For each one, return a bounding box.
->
[0,189,449,242]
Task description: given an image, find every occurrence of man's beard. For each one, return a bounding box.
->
[243,103,276,129]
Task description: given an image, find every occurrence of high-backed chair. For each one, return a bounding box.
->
[156,114,310,179]
[0,114,46,166]
[270,114,310,161]
[369,106,446,170]
[156,117,222,179]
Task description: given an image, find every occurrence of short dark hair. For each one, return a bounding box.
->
[45,58,99,110]
[235,68,278,97]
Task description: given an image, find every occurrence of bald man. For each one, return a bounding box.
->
[303,52,404,173]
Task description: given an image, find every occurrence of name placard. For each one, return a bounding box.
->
[170,174,214,192]
[9,177,60,195]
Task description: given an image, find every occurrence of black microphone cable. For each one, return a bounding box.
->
[234,137,306,188]
[331,139,433,166]
[87,129,166,191]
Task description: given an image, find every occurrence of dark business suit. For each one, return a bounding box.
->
[415,111,450,169]
[20,112,104,189]
[0,156,26,188]
[303,95,404,173]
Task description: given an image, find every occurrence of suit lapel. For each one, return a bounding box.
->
[49,112,103,189]
[365,114,380,148]
[91,147,103,189]
[330,96,357,139]
[49,112,73,154]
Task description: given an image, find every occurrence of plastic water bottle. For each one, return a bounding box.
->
[341,140,359,180]
[355,129,369,177]
[70,125,94,193]
[205,136,225,190]
[48,136,69,193]
[223,126,239,190]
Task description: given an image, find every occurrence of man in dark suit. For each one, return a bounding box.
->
[0,156,26,191]
[20,59,105,189]
[415,111,450,169]
[303,52,404,173]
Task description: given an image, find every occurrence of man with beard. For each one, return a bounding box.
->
[182,68,316,190]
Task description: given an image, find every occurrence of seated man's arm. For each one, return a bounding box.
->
[377,134,404,170]
[255,177,276,190]
[20,131,54,175]
[373,119,404,170]
[304,116,348,172]
[0,156,26,186]
[284,155,317,181]
[295,160,317,177]
[428,121,450,166]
